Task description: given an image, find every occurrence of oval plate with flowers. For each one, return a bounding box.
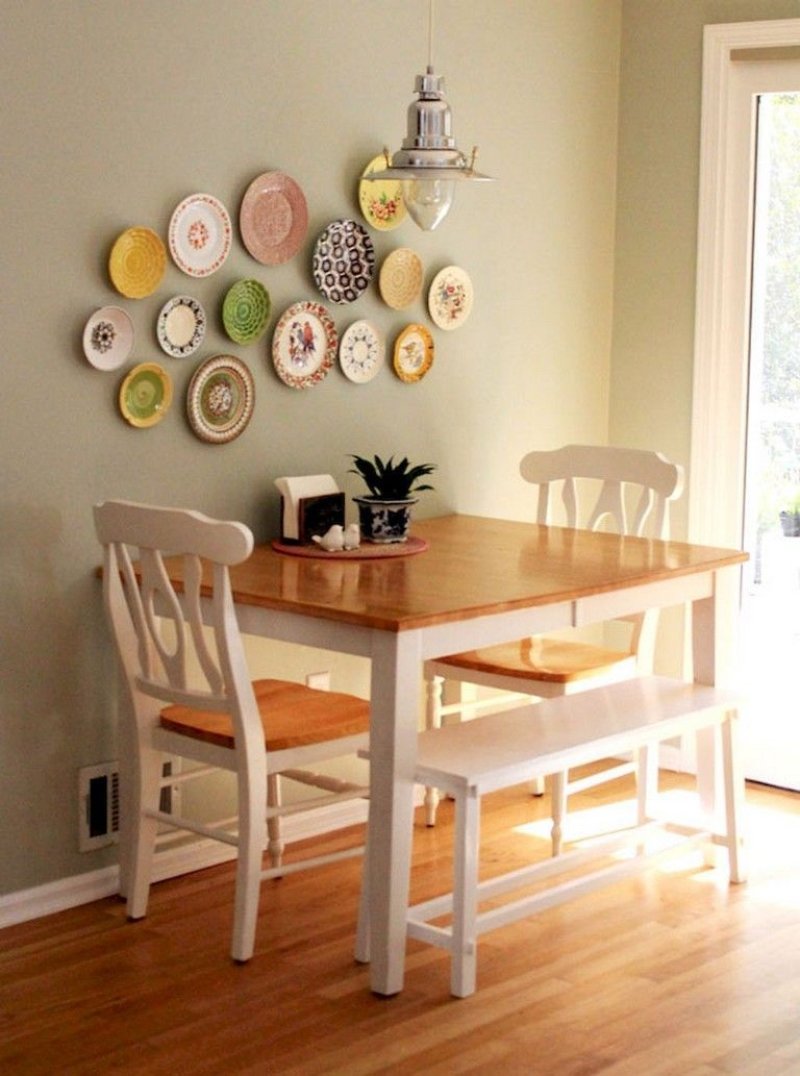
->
[428,265,474,331]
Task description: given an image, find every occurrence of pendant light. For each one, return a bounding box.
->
[364,0,493,231]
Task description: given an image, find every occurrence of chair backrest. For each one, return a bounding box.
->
[94,500,257,746]
[519,444,684,539]
[519,446,684,666]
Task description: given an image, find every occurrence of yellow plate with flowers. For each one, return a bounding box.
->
[358,153,406,231]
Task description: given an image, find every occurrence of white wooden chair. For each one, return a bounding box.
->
[357,676,745,998]
[423,445,685,852]
[94,500,370,963]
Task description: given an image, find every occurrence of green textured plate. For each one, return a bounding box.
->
[222,279,271,345]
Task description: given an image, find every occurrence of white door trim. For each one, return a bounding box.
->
[691,18,800,547]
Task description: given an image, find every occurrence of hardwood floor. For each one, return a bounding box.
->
[1,773,798,1074]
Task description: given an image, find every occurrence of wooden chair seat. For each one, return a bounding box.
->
[161,678,370,751]
[438,637,635,684]
[357,676,745,998]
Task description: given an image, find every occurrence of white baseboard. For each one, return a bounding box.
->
[0,796,373,931]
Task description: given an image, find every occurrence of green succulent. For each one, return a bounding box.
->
[349,454,436,500]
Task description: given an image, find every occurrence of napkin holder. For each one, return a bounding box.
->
[275,474,344,545]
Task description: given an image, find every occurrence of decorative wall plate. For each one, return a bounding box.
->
[119,362,172,427]
[168,193,232,277]
[156,295,206,358]
[108,227,166,298]
[272,301,337,390]
[186,354,255,444]
[393,324,434,383]
[239,171,308,265]
[339,320,384,384]
[379,248,423,309]
[222,279,271,345]
[312,219,375,304]
[428,265,474,330]
[82,305,134,370]
[358,153,406,231]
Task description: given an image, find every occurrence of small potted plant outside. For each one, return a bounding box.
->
[349,453,436,543]
[779,491,800,537]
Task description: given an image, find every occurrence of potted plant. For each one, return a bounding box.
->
[779,491,800,537]
[349,453,436,543]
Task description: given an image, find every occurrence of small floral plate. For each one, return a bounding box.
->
[82,306,134,370]
[186,354,255,444]
[358,153,406,231]
[428,265,474,330]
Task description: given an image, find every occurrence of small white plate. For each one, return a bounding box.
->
[339,320,384,384]
[82,306,134,371]
[156,295,206,358]
[428,265,474,330]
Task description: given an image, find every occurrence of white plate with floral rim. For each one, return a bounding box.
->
[168,193,232,277]
[156,295,206,358]
[186,354,255,444]
[339,320,384,384]
[82,305,134,370]
[272,301,337,390]
[428,265,474,330]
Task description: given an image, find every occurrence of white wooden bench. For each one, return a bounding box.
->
[357,675,745,998]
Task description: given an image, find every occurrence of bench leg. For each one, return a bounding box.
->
[354,824,371,964]
[721,710,747,884]
[451,787,480,998]
[550,771,567,856]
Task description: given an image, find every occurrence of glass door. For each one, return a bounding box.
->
[740,91,800,791]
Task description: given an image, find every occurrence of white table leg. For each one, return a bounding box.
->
[367,629,422,996]
[692,567,741,858]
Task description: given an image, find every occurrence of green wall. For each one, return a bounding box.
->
[0,1,621,897]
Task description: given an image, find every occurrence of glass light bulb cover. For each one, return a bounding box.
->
[403,178,455,231]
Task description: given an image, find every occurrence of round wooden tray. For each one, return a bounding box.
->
[271,536,428,560]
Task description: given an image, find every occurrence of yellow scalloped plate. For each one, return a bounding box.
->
[119,362,172,427]
[109,226,166,299]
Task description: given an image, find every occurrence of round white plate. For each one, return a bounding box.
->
[339,320,384,384]
[272,301,337,389]
[168,193,232,277]
[428,265,474,330]
[156,295,206,358]
[82,306,134,370]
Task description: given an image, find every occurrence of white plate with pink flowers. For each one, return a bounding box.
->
[428,265,474,331]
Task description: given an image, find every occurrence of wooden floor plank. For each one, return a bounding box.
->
[0,775,798,1074]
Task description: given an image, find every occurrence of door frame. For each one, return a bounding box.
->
[691,18,800,548]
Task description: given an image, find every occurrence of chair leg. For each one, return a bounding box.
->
[451,786,480,998]
[550,770,567,856]
[231,764,267,964]
[267,773,285,870]
[529,775,545,797]
[424,673,444,826]
[126,747,162,920]
[720,710,747,884]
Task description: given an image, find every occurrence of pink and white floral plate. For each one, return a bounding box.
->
[168,193,232,277]
[428,265,474,330]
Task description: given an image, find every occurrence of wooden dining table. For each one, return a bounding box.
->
[187,513,747,996]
